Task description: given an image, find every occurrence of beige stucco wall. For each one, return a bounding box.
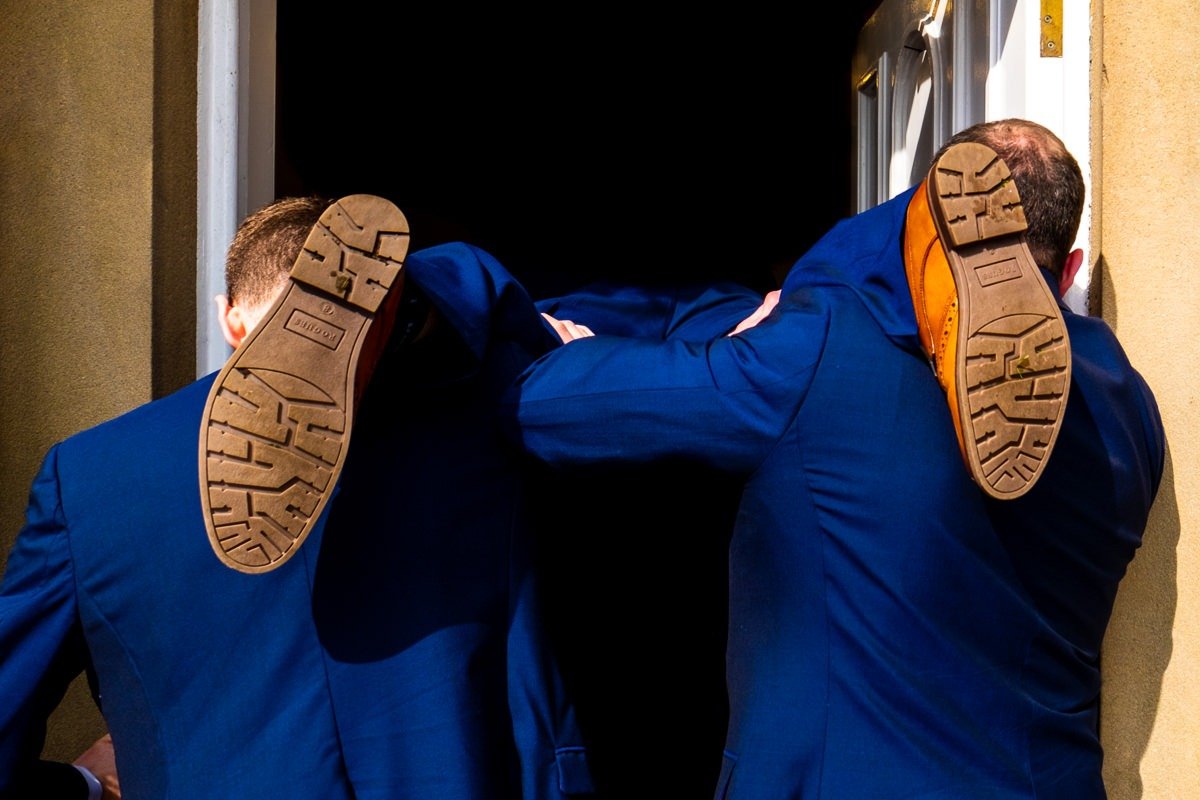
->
[0,0,196,762]
[1098,1,1200,798]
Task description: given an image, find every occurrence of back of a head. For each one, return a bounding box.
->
[937,119,1084,278]
[225,196,332,308]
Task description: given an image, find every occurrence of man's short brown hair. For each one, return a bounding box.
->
[936,119,1084,278]
[225,196,331,307]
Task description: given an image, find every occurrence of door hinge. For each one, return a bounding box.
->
[1041,0,1064,58]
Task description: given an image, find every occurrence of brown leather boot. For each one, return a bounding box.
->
[904,142,1071,500]
[200,195,411,573]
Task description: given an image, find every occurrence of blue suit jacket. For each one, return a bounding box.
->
[0,243,594,799]
[505,189,1165,799]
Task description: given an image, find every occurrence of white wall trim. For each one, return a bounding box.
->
[987,0,1092,313]
[196,0,239,376]
[196,0,275,377]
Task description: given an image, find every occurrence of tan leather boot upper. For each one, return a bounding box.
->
[904,181,968,463]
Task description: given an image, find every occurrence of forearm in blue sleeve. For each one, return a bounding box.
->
[503,298,824,472]
[537,281,764,341]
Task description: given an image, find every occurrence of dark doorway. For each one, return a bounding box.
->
[277,7,878,299]
[277,6,879,799]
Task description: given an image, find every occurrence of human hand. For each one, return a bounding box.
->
[727,290,781,336]
[542,313,595,343]
[74,734,121,799]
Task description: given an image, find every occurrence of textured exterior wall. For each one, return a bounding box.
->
[0,1,154,761]
[0,0,196,763]
[1098,1,1200,798]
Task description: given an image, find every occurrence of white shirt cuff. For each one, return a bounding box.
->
[74,764,103,800]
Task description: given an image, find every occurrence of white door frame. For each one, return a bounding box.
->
[196,0,276,377]
[853,0,1092,312]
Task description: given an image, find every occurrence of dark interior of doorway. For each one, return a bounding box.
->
[276,6,881,798]
[276,7,880,299]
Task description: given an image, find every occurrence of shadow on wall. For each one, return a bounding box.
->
[1101,441,1179,800]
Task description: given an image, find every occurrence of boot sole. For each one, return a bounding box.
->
[928,142,1071,500]
[199,195,409,572]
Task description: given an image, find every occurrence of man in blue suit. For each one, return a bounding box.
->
[503,119,1165,798]
[0,196,597,799]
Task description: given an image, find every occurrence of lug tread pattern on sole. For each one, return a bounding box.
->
[200,195,408,572]
[291,195,410,312]
[931,142,1071,500]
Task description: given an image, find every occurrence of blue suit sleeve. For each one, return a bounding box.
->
[405,242,561,362]
[537,282,764,341]
[504,291,827,473]
[0,446,88,796]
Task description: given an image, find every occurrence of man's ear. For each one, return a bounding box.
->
[1060,248,1084,295]
[215,294,248,349]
